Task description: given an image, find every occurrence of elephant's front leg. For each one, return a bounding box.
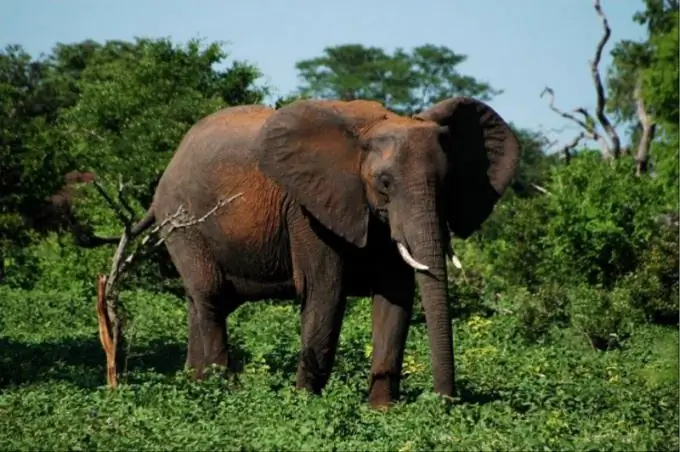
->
[368,262,415,408]
[290,225,348,394]
[296,282,348,394]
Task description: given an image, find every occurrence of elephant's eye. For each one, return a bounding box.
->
[378,173,392,193]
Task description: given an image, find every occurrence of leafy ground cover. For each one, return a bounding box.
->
[0,287,677,451]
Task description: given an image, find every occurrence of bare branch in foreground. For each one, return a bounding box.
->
[94,179,243,389]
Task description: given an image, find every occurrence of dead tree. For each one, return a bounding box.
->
[541,0,622,162]
[92,176,243,388]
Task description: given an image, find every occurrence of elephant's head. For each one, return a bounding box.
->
[254,97,521,397]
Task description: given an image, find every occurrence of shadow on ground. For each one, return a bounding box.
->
[0,335,251,391]
[398,377,527,412]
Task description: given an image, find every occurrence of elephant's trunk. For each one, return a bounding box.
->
[401,197,455,398]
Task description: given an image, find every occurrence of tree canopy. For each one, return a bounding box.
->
[0,38,267,255]
[294,43,501,115]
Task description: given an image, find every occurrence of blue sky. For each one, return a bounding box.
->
[3,0,647,150]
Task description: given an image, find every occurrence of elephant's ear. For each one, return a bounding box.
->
[254,100,375,247]
[415,97,521,239]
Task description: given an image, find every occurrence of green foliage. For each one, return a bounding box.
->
[0,37,268,285]
[58,37,267,210]
[507,127,560,198]
[475,193,551,290]
[640,10,679,130]
[0,45,73,252]
[471,152,678,346]
[2,233,110,293]
[567,283,645,350]
[0,288,677,450]
[619,213,679,324]
[293,43,500,115]
[607,1,678,145]
[541,154,666,287]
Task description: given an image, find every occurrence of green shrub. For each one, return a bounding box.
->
[620,214,679,324]
[475,192,551,290]
[568,283,645,350]
[511,283,571,342]
[475,153,677,337]
[541,153,667,288]
[1,230,182,299]
[506,281,647,350]
[1,233,110,294]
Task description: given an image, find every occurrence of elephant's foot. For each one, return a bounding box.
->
[367,372,400,410]
[295,347,331,394]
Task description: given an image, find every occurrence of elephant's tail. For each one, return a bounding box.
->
[130,208,155,237]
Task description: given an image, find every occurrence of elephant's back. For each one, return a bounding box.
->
[172,104,275,169]
[154,104,276,208]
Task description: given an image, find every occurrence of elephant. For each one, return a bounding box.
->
[128,96,521,408]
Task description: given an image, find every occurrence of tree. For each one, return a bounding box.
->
[606,0,678,175]
[0,38,268,284]
[293,44,500,115]
[541,0,622,162]
[0,44,75,265]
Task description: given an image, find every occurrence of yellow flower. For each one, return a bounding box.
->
[403,355,425,375]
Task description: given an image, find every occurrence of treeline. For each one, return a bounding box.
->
[1,1,677,347]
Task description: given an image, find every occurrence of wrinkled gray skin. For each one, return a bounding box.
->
[130,97,521,408]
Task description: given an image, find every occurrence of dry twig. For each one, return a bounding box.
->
[93,176,243,388]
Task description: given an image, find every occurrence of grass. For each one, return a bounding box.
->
[0,286,677,451]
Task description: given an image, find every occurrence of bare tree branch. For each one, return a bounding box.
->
[540,1,624,161]
[634,78,657,176]
[91,178,133,227]
[540,87,593,133]
[94,179,243,389]
[561,132,586,164]
[590,0,621,158]
[540,87,610,158]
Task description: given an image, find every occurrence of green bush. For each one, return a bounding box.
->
[567,283,645,350]
[541,153,668,288]
[475,192,551,290]
[620,214,679,324]
[474,153,677,337]
[511,283,571,342]
[2,230,182,299]
[2,233,110,294]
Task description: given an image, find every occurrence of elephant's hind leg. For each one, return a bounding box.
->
[166,235,231,379]
[185,297,204,374]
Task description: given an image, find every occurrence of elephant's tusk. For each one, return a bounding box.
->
[446,242,463,270]
[397,242,429,271]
